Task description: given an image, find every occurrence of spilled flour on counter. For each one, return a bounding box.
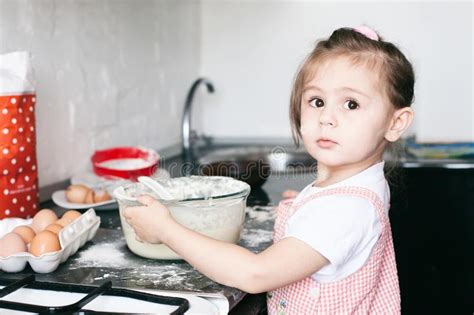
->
[238,206,275,251]
[63,204,276,292]
[240,228,273,248]
[246,206,276,222]
[71,206,276,270]
[67,236,209,290]
[71,241,129,268]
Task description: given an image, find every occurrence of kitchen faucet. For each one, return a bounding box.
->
[181,78,215,164]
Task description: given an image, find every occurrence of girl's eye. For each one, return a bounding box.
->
[343,100,360,110]
[309,98,324,108]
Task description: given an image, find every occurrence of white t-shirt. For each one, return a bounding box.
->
[284,161,390,283]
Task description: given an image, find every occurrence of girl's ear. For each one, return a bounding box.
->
[385,107,414,142]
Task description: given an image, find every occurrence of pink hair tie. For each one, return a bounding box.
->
[353,25,379,41]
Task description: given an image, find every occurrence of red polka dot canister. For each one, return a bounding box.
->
[0,52,39,219]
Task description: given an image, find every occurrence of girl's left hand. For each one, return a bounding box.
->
[282,189,299,199]
[122,195,174,244]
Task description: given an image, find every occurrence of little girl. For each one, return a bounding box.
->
[123,26,414,314]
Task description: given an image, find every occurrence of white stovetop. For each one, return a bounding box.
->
[0,285,228,314]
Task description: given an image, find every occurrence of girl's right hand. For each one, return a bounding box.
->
[282,189,299,199]
[122,195,174,244]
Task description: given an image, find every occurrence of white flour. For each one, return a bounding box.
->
[124,176,250,200]
[69,239,197,288]
[71,240,129,268]
[164,176,249,200]
[246,206,276,222]
[240,228,273,248]
[98,158,154,170]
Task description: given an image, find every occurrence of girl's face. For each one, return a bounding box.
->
[300,55,394,170]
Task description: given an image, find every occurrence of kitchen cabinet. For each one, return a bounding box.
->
[390,166,474,314]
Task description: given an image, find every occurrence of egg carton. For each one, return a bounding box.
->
[0,208,100,273]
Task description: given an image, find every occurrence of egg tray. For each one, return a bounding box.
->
[0,208,100,273]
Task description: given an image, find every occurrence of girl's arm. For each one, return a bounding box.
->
[123,195,329,294]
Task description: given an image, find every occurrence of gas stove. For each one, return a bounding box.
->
[0,275,219,314]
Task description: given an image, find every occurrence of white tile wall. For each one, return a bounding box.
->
[198,0,473,143]
[0,0,200,187]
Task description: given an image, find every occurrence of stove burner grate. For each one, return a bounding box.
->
[0,274,189,314]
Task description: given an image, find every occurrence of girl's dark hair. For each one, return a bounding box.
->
[290,27,415,146]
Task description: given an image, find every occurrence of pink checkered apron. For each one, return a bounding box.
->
[267,186,400,314]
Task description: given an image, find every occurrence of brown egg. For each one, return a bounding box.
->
[0,232,28,257]
[45,223,63,235]
[94,189,111,203]
[62,210,82,222]
[55,218,71,227]
[65,184,90,203]
[85,189,95,204]
[31,209,58,233]
[29,230,61,256]
[12,225,36,244]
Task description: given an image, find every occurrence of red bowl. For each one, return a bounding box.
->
[91,147,160,181]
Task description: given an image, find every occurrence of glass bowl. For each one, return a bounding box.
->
[113,176,251,260]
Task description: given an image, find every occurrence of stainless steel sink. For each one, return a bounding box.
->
[197,145,316,187]
[199,145,316,172]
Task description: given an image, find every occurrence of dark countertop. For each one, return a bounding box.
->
[0,206,278,310]
[0,153,315,313]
